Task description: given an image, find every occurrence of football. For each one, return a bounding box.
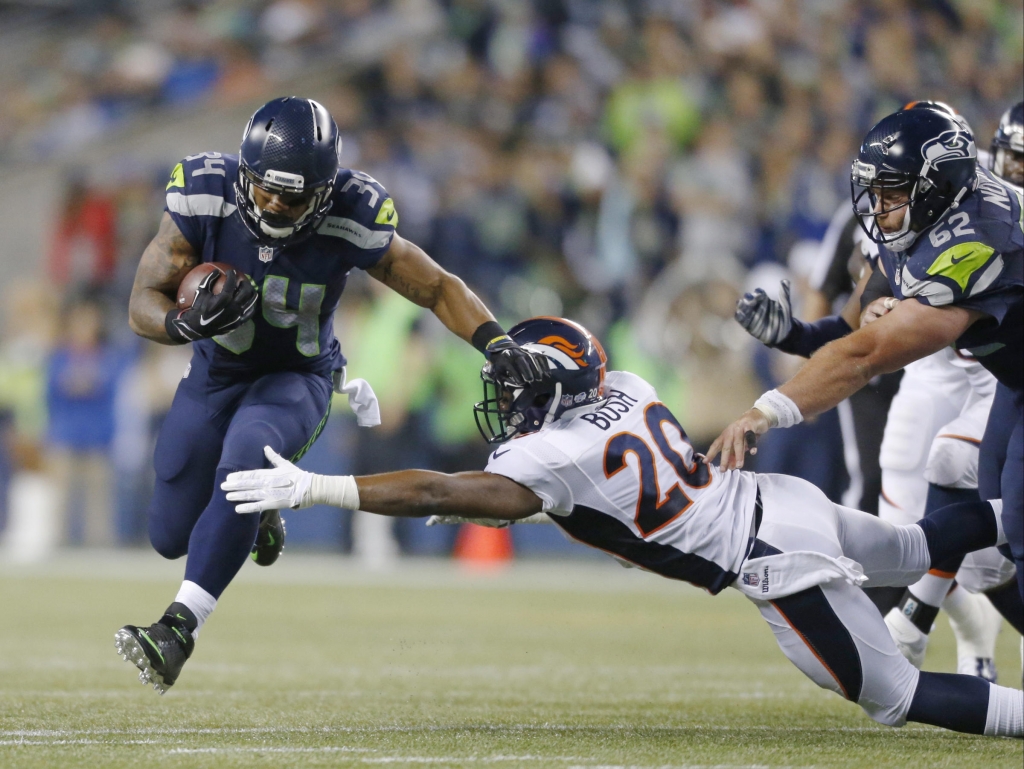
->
[176,262,248,311]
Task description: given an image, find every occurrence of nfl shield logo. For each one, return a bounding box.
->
[258,246,274,263]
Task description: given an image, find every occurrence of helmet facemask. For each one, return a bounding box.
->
[474,364,562,445]
[991,148,1024,187]
[236,164,335,247]
[850,161,920,251]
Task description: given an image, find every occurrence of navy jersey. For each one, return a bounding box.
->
[164,152,398,377]
[877,168,1024,390]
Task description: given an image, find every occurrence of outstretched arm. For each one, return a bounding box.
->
[366,233,493,344]
[366,233,547,383]
[357,470,543,520]
[128,212,200,343]
[221,447,543,520]
[708,299,983,469]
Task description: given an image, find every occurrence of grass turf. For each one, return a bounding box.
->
[0,552,1021,768]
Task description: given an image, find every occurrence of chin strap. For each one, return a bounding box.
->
[542,383,563,427]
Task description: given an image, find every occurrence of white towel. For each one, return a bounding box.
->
[332,367,380,427]
[733,550,867,600]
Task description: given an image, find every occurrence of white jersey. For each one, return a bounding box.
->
[484,371,759,594]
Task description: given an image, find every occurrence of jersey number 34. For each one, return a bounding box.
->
[604,403,711,538]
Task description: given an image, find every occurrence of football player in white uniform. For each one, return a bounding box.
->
[222,317,1022,737]
[734,102,1022,681]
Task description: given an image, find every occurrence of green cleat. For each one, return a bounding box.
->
[251,508,286,566]
[114,613,194,695]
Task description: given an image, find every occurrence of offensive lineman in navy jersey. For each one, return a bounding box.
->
[710,107,1024,610]
[114,97,547,693]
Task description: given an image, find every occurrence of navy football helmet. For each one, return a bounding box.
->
[851,107,978,251]
[474,317,607,444]
[236,97,341,246]
[989,101,1023,187]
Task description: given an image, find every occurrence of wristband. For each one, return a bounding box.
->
[753,389,804,429]
[472,320,509,354]
[309,473,361,510]
[164,309,192,344]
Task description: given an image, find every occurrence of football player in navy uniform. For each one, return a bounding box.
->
[710,107,1024,621]
[114,97,547,693]
[735,101,1023,678]
[989,101,1024,188]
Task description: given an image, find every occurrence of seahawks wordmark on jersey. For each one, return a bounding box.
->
[484,371,759,594]
[877,167,1024,390]
[165,152,398,377]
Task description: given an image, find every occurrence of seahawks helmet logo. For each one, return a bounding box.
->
[921,130,976,166]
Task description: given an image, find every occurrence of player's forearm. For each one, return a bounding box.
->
[776,336,879,419]
[128,287,178,344]
[431,274,496,345]
[354,470,530,520]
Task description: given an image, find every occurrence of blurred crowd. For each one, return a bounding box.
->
[0,0,1021,557]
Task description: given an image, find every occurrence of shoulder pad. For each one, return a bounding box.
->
[332,170,397,227]
[165,153,238,219]
[315,169,397,251]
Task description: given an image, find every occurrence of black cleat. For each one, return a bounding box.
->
[251,508,286,566]
[114,612,194,694]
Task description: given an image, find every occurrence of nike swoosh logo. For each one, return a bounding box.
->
[949,253,971,264]
[491,448,511,459]
[199,309,225,326]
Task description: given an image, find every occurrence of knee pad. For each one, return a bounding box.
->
[219,419,285,471]
[148,517,189,560]
[958,547,1018,593]
[859,666,920,727]
[923,436,979,489]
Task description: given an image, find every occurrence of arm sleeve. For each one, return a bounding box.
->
[774,315,853,358]
[860,264,894,311]
[484,447,575,515]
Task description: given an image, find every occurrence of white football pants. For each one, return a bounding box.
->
[745,473,932,726]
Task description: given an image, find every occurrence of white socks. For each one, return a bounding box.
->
[984,684,1023,737]
[175,580,217,640]
[909,571,956,608]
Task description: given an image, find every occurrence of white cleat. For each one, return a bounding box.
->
[885,607,929,668]
[947,590,1002,682]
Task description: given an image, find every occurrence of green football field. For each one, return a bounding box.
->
[1,551,1021,768]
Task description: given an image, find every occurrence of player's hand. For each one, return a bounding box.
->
[486,338,550,386]
[860,296,899,325]
[735,279,793,347]
[168,269,258,341]
[706,408,771,471]
[221,446,313,514]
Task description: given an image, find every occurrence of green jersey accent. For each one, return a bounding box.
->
[375,197,398,227]
[166,163,185,190]
[925,241,996,291]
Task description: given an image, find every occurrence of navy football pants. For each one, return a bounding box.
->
[978,383,1024,603]
[149,354,332,598]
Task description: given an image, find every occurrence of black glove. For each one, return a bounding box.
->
[734,279,793,347]
[486,336,550,386]
[166,268,258,343]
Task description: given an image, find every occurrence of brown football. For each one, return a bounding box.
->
[176,262,247,310]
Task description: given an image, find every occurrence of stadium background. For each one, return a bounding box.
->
[0,0,1022,561]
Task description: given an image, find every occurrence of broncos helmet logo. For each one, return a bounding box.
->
[921,129,977,167]
[524,335,590,369]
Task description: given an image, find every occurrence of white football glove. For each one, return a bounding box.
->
[222,446,313,514]
[734,279,793,347]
